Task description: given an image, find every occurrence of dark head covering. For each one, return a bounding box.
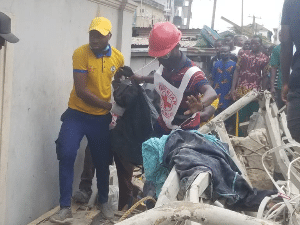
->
[0,12,19,43]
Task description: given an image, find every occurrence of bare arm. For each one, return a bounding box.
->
[198,84,217,108]
[261,75,269,91]
[230,67,239,100]
[281,25,293,103]
[184,87,217,116]
[200,105,215,123]
[73,71,112,110]
[130,74,154,84]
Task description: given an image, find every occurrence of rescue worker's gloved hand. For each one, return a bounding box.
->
[115,66,134,79]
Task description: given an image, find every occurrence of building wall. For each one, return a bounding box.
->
[135,3,165,27]
[130,56,159,76]
[0,0,136,225]
[257,30,268,39]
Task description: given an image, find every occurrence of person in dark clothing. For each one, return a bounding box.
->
[131,22,217,136]
[281,0,300,143]
[270,31,285,109]
[73,144,137,211]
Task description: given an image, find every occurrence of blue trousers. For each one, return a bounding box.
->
[55,108,111,207]
[287,89,300,143]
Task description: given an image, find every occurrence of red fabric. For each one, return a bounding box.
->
[157,60,208,133]
[237,50,269,92]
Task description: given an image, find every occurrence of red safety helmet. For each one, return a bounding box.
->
[148,22,182,58]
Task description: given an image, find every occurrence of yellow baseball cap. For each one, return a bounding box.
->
[89,17,112,36]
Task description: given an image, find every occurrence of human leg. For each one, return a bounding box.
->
[85,114,112,204]
[287,89,300,143]
[79,145,95,193]
[50,113,85,224]
[85,114,113,218]
[73,145,95,204]
[114,153,135,211]
[275,88,285,110]
[56,118,85,207]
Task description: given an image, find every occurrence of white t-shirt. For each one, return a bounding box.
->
[231,46,242,56]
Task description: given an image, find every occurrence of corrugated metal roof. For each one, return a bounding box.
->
[131,37,198,48]
[132,27,201,37]
[132,37,149,46]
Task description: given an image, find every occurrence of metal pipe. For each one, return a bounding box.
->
[211,0,217,29]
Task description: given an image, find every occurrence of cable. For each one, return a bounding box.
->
[261,145,295,219]
[133,58,157,74]
[287,156,300,196]
[118,196,156,222]
[261,149,284,193]
[267,204,286,220]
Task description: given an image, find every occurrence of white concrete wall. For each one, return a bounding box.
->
[130,56,159,76]
[135,4,165,27]
[0,0,136,224]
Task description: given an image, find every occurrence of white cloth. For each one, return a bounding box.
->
[110,102,125,116]
[231,46,242,56]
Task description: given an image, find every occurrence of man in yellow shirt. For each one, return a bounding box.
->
[50,17,124,224]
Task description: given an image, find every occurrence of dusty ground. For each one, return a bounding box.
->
[35,201,144,225]
[35,169,145,225]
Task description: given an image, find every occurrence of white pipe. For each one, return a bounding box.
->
[116,201,280,225]
[200,90,260,134]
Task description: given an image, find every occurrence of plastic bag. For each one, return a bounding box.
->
[108,185,119,212]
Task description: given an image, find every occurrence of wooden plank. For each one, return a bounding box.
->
[27,206,59,225]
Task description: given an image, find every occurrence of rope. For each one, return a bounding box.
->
[133,58,157,74]
[118,196,157,222]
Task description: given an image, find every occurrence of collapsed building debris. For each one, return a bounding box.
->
[116,90,300,225]
[34,90,300,225]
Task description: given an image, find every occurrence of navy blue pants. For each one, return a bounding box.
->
[287,89,300,143]
[56,108,112,207]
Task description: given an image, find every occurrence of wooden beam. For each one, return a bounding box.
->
[27,206,59,225]
[220,16,241,29]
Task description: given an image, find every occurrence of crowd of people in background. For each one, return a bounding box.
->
[207,32,284,136]
[2,0,297,223]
